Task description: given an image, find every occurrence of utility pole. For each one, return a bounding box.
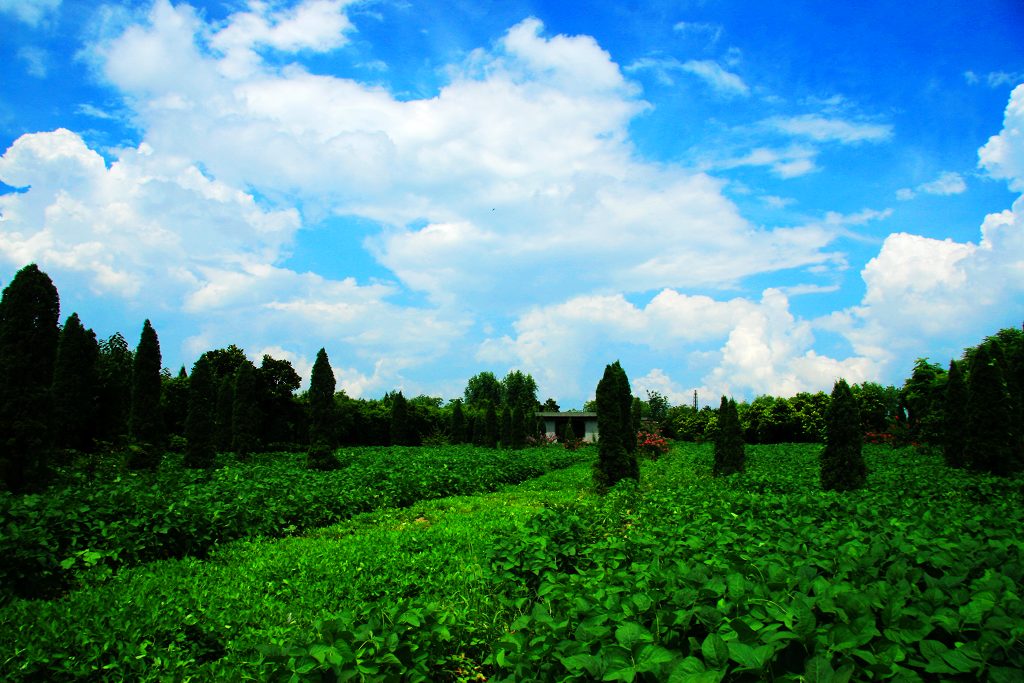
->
[693,390,698,411]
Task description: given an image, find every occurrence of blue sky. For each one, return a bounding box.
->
[1,0,1022,407]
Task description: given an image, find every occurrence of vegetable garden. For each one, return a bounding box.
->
[2,442,1021,681]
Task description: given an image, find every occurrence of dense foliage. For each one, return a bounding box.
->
[713,396,745,476]
[594,361,639,491]
[3,444,1021,681]
[128,320,164,465]
[820,379,867,492]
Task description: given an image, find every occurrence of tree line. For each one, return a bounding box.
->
[0,264,551,491]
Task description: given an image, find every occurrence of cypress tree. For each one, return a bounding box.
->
[128,320,164,469]
[307,348,339,469]
[714,396,745,476]
[500,404,512,448]
[0,264,60,491]
[390,391,412,446]
[965,343,1017,474]
[52,313,99,453]
[161,366,190,441]
[450,399,467,444]
[184,355,217,468]
[484,402,498,448]
[564,420,577,446]
[942,359,968,468]
[820,378,867,491]
[215,376,234,452]
[95,332,132,444]
[511,404,526,449]
[594,361,639,491]
[231,361,260,460]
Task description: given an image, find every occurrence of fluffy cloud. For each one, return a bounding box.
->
[0,0,60,26]
[979,84,1024,192]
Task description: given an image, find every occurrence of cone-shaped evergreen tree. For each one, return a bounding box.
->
[511,404,526,449]
[307,348,339,469]
[450,399,466,444]
[965,343,1017,474]
[52,313,99,453]
[0,264,60,491]
[564,420,577,446]
[215,376,234,452]
[594,361,639,491]
[231,361,260,460]
[714,396,745,476]
[160,366,190,441]
[820,378,867,491]
[128,319,163,468]
[484,401,499,448]
[184,355,217,469]
[942,359,968,468]
[390,391,412,446]
[95,332,132,444]
[500,405,512,448]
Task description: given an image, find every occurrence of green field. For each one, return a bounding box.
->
[2,442,1022,681]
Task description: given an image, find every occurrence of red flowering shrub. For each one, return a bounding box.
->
[637,429,670,459]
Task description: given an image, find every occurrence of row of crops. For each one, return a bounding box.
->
[2,443,1022,680]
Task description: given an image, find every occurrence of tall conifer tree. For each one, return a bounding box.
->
[511,404,526,449]
[184,355,217,468]
[52,313,99,453]
[965,343,1017,474]
[390,391,412,446]
[594,361,639,491]
[231,361,260,460]
[484,402,499,448]
[820,378,867,491]
[714,396,745,476]
[95,332,132,444]
[307,348,339,469]
[128,320,163,468]
[942,359,968,468]
[0,264,60,491]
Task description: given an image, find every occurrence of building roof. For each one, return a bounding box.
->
[535,411,597,417]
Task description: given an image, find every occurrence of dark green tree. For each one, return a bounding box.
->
[501,370,539,416]
[511,404,526,449]
[450,399,467,444]
[594,361,639,491]
[820,378,867,491]
[390,391,413,446]
[128,319,163,468]
[95,332,133,444]
[231,361,260,460]
[899,358,947,443]
[646,390,670,425]
[215,376,234,452]
[160,367,190,441]
[51,313,99,453]
[307,348,339,469]
[942,359,968,468]
[500,404,512,448]
[631,396,643,437]
[541,397,560,412]
[184,355,217,469]
[258,354,302,446]
[0,264,60,491]
[464,371,502,409]
[714,396,745,476]
[965,343,1017,474]
[484,401,499,448]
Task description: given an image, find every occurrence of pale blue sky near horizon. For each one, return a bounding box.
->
[1,0,1022,407]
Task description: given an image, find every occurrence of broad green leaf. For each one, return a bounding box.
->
[635,645,675,673]
[616,622,653,649]
[701,633,729,669]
